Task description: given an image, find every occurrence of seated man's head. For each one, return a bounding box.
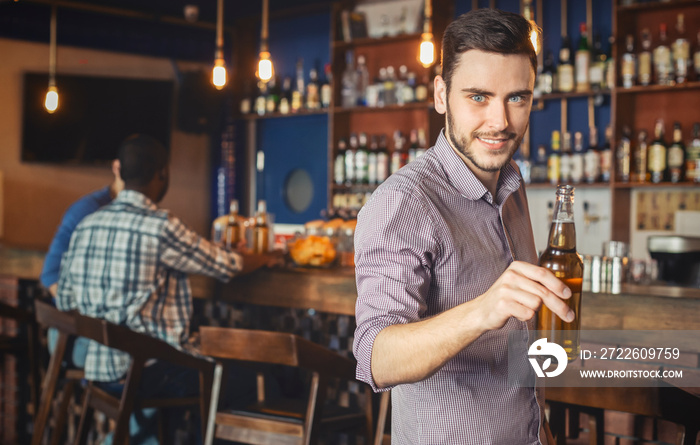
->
[118,134,170,203]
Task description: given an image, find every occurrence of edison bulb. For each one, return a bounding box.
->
[257,51,274,82]
[212,59,227,89]
[419,34,435,68]
[44,85,59,113]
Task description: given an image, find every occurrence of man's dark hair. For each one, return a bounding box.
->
[117,134,168,187]
[441,8,539,94]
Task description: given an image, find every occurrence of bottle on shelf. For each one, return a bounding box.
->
[265,76,280,114]
[686,123,700,183]
[638,28,653,87]
[570,131,585,184]
[345,133,357,185]
[584,126,600,184]
[671,13,690,85]
[536,184,583,362]
[605,35,616,90]
[334,139,347,185]
[367,135,378,186]
[599,125,613,183]
[341,50,358,108]
[383,66,397,106]
[648,119,667,184]
[538,50,556,95]
[321,63,332,109]
[279,77,292,115]
[589,32,606,91]
[633,129,649,183]
[305,67,321,110]
[355,132,370,184]
[575,23,590,92]
[653,23,673,86]
[517,140,532,184]
[255,80,268,116]
[398,65,415,104]
[408,128,419,163]
[560,131,573,184]
[548,130,561,185]
[377,134,390,184]
[667,122,685,183]
[616,125,632,183]
[355,55,370,106]
[621,34,637,89]
[557,35,575,93]
[694,31,700,80]
[532,145,549,183]
[390,130,407,175]
[253,199,270,254]
[292,58,305,113]
[225,199,241,250]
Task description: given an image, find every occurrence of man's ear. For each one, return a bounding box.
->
[434,75,447,115]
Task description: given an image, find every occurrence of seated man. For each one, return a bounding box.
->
[56,134,278,444]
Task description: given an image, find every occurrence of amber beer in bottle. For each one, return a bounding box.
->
[253,200,270,254]
[536,185,584,361]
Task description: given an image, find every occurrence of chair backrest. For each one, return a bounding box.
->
[34,300,79,336]
[0,300,34,323]
[199,326,356,380]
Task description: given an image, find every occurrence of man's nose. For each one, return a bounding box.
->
[485,101,508,132]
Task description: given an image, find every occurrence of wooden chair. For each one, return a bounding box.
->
[199,326,374,445]
[72,312,221,445]
[374,390,391,445]
[32,299,86,445]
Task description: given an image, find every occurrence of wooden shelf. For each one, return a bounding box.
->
[617,0,699,13]
[525,182,612,190]
[332,32,423,49]
[536,89,612,100]
[240,109,329,120]
[612,181,700,189]
[333,101,435,114]
[614,81,700,95]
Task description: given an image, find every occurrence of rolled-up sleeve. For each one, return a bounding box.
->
[353,188,439,391]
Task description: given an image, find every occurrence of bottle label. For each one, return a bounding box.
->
[377,152,389,182]
[694,51,700,74]
[621,55,635,78]
[668,146,684,168]
[355,151,368,183]
[558,65,574,92]
[584,150,600,182]
[638,52,652,84]
[334,154,345,185]
[575,51,590,89]
[648,144,667,172]
[547,155,561,184]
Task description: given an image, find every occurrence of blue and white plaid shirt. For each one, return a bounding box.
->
[56,190,242,381]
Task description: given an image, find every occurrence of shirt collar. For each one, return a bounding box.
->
[115,189,158,210]
[434,130,522,204]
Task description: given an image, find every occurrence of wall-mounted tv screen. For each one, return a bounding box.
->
[21,73,174,164]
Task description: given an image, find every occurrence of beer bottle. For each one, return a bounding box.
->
[225,199,241,249]
[537,185,584,362]
[253,200,269,254]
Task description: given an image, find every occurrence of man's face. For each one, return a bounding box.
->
[434,50,534,174]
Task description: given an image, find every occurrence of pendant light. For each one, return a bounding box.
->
[418,0,435,68]
[212,0,227,89]
[256,0,274,82]
[44,5,59,113]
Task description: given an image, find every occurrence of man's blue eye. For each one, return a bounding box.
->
[471,95,485,102]
[509,96,524,103]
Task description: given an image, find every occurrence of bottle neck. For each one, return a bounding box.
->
[547,191,577,250]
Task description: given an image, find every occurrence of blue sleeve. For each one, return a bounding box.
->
[40,187,112,288]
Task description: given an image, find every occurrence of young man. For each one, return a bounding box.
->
[353,9,571,444]
[56,134,278,443]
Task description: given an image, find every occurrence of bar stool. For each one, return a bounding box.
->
[72,313,221,445]
[199,326,374,445]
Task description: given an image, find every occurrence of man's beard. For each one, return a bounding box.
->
[446,103,523,173]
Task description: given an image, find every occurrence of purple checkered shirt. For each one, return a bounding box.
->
[354,131,545,444]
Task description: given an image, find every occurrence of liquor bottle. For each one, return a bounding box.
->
[355,132,369,184]
[414,73,429,102]
[633,129,649,183]
[605,35,616,89]
[305,67,321,110]
[638,28,653,86]
[405,71,418,103]
[278,77,292,115]
[560,131,573,184]
[356,55,370,106]
[575,23,590,92]
[599,125,613,182]
[252,200,269,254]
[648,119,667,183]
[345,133,357,185]
[686,123,700,183]
[377,134,390,183]
[672,14,690,85]
[390,130,407,174]
[254,80,268,116]
[397,65,414,105]
[654,23,673,86]
[265,76,280,114]
[367,135,378,186]
[292,58,305,113]
[225,199,241,250]
[621,34,637,88]
[334,139,347,185]
[537,184,584,362]
[616,125,632,183]
[384,66,397,106]
[321,63,332,108]
[588,32,606,91]
[516,140,532,184]
[532,145,549,183]
[570,131,585,184]
[584,126,600,183]
[694,31,700,80]
[548,130,561,185]
[341,51,358,108]
[538,50,556,95]
[557,35,575,93]
[667,122,685,183]
[408,128,419,163]
[416,128,428,158]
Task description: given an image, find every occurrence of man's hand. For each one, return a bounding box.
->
[474,261,574,332]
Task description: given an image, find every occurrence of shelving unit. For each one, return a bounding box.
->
[610,0,700,243]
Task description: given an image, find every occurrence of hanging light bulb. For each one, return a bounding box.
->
[211,0,227,89]
[523,0,541,55]
[45,5,59,113]
[418,0,435,68]
[256,0,274,82]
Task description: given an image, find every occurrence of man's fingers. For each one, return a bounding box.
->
[510,261,572,299]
